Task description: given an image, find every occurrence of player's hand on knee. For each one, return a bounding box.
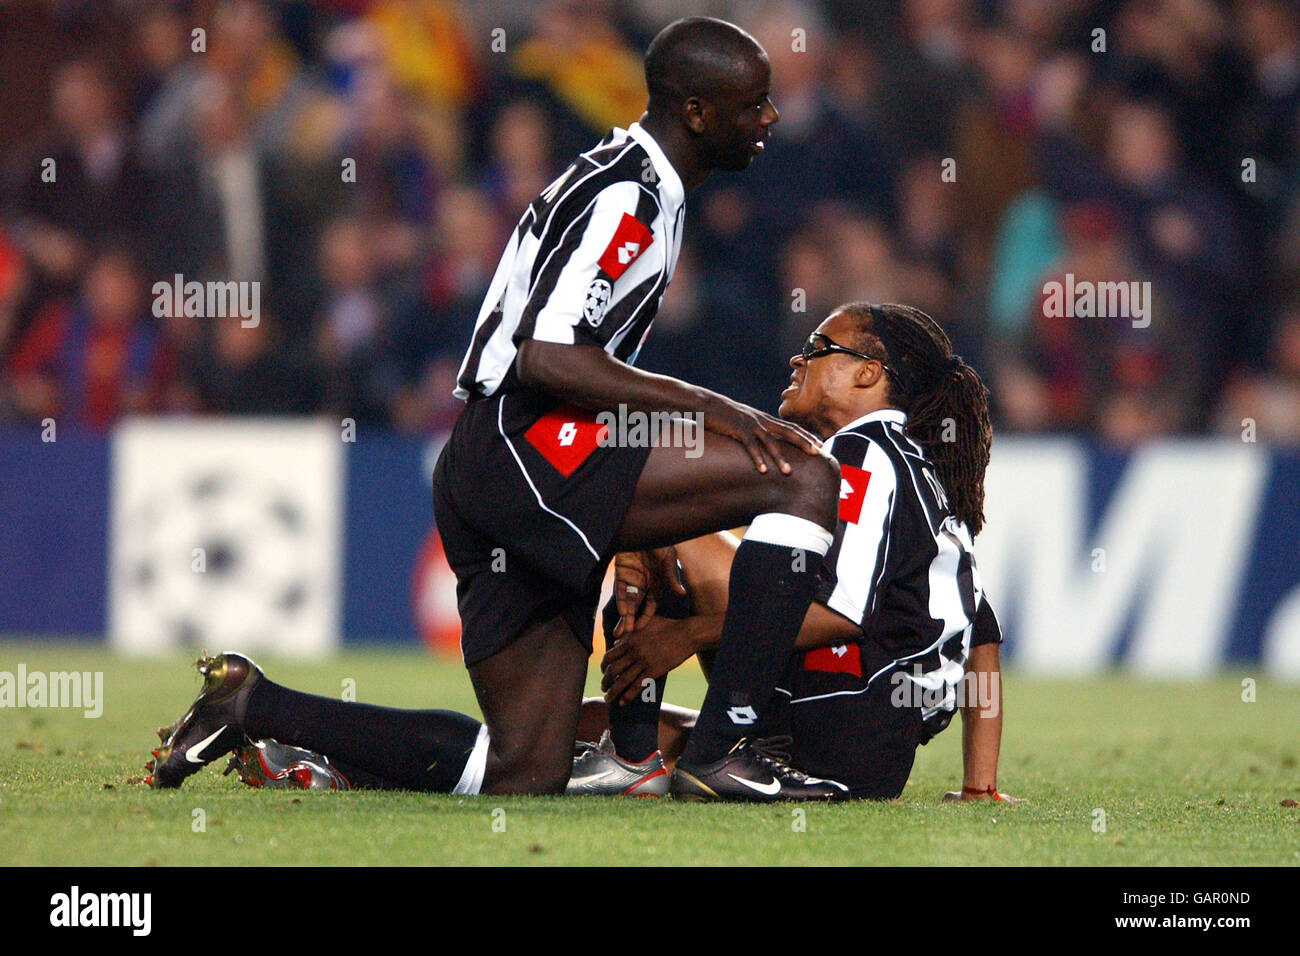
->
[706,397,822,475]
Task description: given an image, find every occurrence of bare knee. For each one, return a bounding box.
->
[759,450,840,528]
[482,731,571,794]
[470,615,586,795]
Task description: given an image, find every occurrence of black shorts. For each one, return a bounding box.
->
[432,389,651,666]
[774,645,924,800]
[774,608,1003,798]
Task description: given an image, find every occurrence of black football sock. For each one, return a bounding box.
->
[680,514,832,764]
[243,681,487,793]
[604,582,692,763]
[322,759,405,790]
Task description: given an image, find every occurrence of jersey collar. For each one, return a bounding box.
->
[628,122,685,210]
[835,408,907,436]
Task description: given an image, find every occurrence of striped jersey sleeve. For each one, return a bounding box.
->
[519,179,663,348]
[971,590,1003,646]
[813,432,898,627]
[454,123,685,401]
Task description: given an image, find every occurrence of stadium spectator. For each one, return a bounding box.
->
[131,1,207,171]
[311,215,391,423]
[189,310,319,416]
[334,65,440,226]
[739,1,897,243]
[3,247,162,429]
[950,23,1040,242]
[205,0,327,160]
[875,0,976,158]
[156,74,270,284]
[3,59,149,296]
[384,182,502,429]
[362,0,482,114]
[0,228,29,364]
[0,0,1295,445]
[993,200,1198,442]
[1233,0,1300,228]
[481,98,560,221]
[500,0,647,160]
[1215,300,1300,444]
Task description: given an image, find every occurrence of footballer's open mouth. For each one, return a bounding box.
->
[780,372,802,398]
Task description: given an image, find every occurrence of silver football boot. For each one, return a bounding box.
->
[566,730,669,796]
[223,739,350,790]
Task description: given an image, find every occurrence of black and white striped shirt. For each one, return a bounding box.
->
[454,122,686,400]
[804,408,1001,733]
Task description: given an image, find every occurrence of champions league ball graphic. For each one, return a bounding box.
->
[116,470,319,650]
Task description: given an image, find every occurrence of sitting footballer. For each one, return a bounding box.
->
[570,301,1016,802]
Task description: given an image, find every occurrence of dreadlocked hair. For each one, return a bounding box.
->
[838,302,994,535]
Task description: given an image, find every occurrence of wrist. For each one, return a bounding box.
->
[700,390,735,421]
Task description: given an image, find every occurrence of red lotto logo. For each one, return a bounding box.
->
[596,213,653,280]
[524,404,610,477]
[838,464,871,524]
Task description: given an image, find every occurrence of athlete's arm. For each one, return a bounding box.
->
[600,598,859,704]
[961,642,1000,788]
[945,641,1019,802]
[604,527,858,701]
[671,530,859,651]
[515,339,821,475]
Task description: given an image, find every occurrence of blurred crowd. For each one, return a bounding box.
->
[1,0,1297,444]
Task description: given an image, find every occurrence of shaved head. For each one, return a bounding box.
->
[637,16,778,181]
[644,17,768,112]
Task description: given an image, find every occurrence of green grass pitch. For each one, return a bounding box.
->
[1,641,1297,866]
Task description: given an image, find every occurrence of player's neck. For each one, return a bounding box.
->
[638,112,710,191]
[829,400,898,433]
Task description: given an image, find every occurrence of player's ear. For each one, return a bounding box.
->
[857,360,884,389]
[682,96,710,134]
